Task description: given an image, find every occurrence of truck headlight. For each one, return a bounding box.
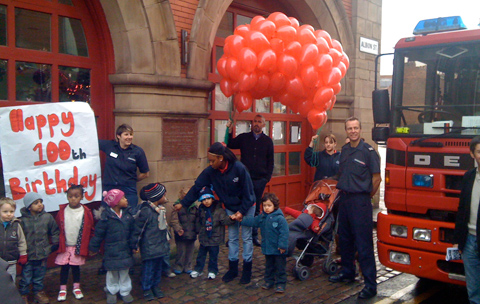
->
[390,251,411,265]
[413,228,431,242]
[391,224,408,238]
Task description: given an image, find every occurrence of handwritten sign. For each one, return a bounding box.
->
[0,103,102,215]
[162,118,197,160]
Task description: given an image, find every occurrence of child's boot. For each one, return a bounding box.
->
[34,291,50,304]
[240,261,252,284]
[222,259,238,283]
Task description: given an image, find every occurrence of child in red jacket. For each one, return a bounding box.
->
[284,203,326,233]
[54,184,94,302]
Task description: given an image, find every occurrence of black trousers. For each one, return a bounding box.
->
[337,192,376,290]
[265,255,286,287]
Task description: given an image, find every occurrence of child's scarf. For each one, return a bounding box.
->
[148,201,170,240]
[205,207,213,238]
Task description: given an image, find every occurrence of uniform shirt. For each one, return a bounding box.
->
[304,147,340,181]
[227,131,274,181]
[99,140,149,188]
[337,140,380,194]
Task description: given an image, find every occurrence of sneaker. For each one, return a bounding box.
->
[190,270,203,278]
[185,269,193,274]
[167,271,176,278]
[33,291,50,304]
[151,286,165,299]
[73,288,84,300]
[57,290,67,301]
[121,293,134,303]
[207,272,216,279]
[173,269,182,275]
[275,285,285,293]
[261,283,274,290]
[143,290,155,301]
[104,287,117,304]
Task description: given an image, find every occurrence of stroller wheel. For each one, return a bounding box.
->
[299,255,314,267]
[322,260,339,275]
[294,266,310,281]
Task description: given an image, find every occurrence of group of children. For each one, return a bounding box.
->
[0,181,292,303]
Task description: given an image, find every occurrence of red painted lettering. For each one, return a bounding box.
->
[55,169,67,194]
[25,116,35,131]
[58,140,71,160]
[35,114,47,139]
[61,112,75,137]
[43,171,55,195]
[9,109,24,132]
[47,114,59,138]
[8,178,26,200]
[33,143,47,166]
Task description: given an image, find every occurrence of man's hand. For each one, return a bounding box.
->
[233,211,243,221]
[279,248,286,254]
[174,204,182,211]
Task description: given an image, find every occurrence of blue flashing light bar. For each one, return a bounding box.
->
[413,16,467,35]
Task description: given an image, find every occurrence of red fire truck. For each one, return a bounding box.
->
[372,16,480,284]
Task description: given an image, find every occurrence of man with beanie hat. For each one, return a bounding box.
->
[19,192,59,304]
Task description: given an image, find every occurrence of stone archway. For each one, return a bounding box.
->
[186,0,355,82]
[99,0,181,76]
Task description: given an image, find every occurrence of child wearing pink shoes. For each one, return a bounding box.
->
[54,184,95,301]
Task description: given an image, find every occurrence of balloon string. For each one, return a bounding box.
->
[309,125,324,168]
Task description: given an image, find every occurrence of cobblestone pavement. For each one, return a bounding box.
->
[24,223,400,303]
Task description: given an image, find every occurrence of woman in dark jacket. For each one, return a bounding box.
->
[176,142,256,284]
[304,134,340,181]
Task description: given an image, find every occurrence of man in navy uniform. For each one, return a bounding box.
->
[226,114,274,246]
[329,117,381,300]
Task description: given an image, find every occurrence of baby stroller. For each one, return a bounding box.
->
[287,179,340,281]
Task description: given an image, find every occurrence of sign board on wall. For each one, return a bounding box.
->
[0,102,102,216]
[360,37,379,55]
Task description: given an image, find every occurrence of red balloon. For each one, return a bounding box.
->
[250,16,266,29]
[257,49,277,72]
[307,109,327,129]
[232,81,240,94]
[254,73,270,93]
[285,41,302,60]
[329,48,343,66]
[299,24,315,33]
[286,77,306,97]
[234,25,250,37]
[337,61,347,77]
[297,27,317,45]
[277,92,295,106]
[314,30,333,48]
[255,20,276,39]
[300,43,319,65]
[224,35,245,58]
[313,87,334,110]
[269,72,286,93]
[239,47,258,73]
[250,89,265,100]
[325,67,342,86]
[289,17,300,29]
[217,56,228,78]
[298,99,314,117]
[276,25,297,45]
[234,92,253,112]
[278,54,298,78]
[341,51,350,70]
[220,79,234,97]
[267,12,291,28]
[226,57,242,81]
[316,37,330,54]
[328,95,337,110]
[332,39,343,53]
[289,102,300,114]
[331,82,342,94]
[238,71,258,91]
[244,31,271,54]
[315,54,333,72]
[301,65,319,89]
[270,38,284,56]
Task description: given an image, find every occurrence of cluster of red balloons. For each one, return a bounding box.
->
[216,12,349,129]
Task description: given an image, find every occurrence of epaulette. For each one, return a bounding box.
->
[368,147,374,151]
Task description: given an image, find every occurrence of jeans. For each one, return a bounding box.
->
[265,255,287,287]
[463,234,480,304]
[19,259,47,295]
[252,178,268,239]
[194,245,220,274]
[141,257,163,291]
[161,255,171,275]
[226,205,255,262]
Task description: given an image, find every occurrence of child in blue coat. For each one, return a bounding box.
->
[240,193,289,293]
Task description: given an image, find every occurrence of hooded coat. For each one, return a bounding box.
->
[20,207,59,260]
[89,203,134,270]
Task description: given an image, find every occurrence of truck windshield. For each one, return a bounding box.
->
[391,41,480,136]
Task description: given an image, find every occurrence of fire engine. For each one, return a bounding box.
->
[372,16,480,284]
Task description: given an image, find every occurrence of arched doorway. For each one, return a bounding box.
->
[0,0,114,139]
[208,3,311,208]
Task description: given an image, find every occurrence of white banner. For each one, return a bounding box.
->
[0,102,102,215]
